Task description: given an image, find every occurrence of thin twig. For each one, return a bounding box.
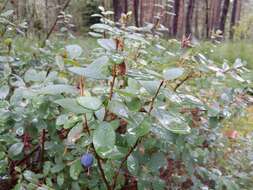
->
[148,80,164,114]
[42,0,72,47]
[109,64,117,101]
[83,115,111,190]
[111,139,140,189]
[40,129,46,170]
[173,73,192,92]
[9,145,40,174]
[111,80,164,189]
[80,77,110,190]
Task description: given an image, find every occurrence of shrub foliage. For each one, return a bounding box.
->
[0,7,252,190]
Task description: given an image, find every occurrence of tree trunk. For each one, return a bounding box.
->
[177,0,185,37]
[219,0,230,34]
[172,0,180,36]
[235,0,242,21]
[194,0,199,38]
[185,0,195,36]
[205,0,209,38]
[141,0,155,24]
[102,0,111,10]
[209,0,222,32]
[133,0,139,27]
[113,0,128,22]
[229,0,238,39]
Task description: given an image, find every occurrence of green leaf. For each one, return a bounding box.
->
[152,108,190,134]
[55,98,89,114]
[126,97,142,112]
[63,116,81,129]
[93,122,116,158]
[23,170,38,183]
[88,32,103,38]
[0,85,9,99]
[97,39,116,51]
[57,173,64,186]
[125,33,149,44]
[139,80,161,95]
[1,10,14,17]
[77,96,102,111]
[0,56,14,63]
[90,23,113,32]
[56,114,69,126]
[108,100,129,118]
[148,152,166,172]
[163,68,184,80]
[39,85,78,95]
[67,123,83,144]
[43,161,51,176]
[24,69,46,82]
[8,142,24,157]
[71,182,81,190]
[127,155,139,176]
[51,163,65,173]
[68,56,110,80]
[69,160,82,180]
[133,117,151,137]
[95,107,106,121]
[65,44,83,59]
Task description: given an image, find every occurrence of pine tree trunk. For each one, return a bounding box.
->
[133,0,139,27]
[142,0,155,23]
[194,0,199,38]
[229,0,238,39]
[209,0,222,32]
[177,0,185,37]
[219,0,230,34]
[140,0,144,26]
[213,0,222,31]
[205,0,209,38]
[172,0,180,36]
[113,0,128,22]
[235,0,242,21]
[102,0,111,10]
[185,0,195,36]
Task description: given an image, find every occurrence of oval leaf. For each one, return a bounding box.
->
[108,100,129,118]
[67,123,83,144]
[97,39,116,51]
[65,44,83,59]
[55,98,89,114]
[8,142,24,157]
[70,160,82,180]
[77,96,102,111]
[93,122,116,158]
[163,68,184,80]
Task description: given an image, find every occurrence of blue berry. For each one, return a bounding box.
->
[81,153,94,168]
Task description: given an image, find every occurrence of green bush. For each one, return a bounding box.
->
[71,0,100,32]
[0,7,253,190]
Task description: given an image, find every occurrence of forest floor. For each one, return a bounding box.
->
[14,36,253,68]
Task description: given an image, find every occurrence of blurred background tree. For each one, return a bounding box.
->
[2,0,253,40]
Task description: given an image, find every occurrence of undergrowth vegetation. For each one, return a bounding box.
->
[0,7,253,190]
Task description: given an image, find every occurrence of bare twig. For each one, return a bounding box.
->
[148,80,164,114]
[111,138,140,190]
[173,73,192,92]
[79,76,110,189]
[42,0,72,47]
[111,80,164,189]
[40,129,46,170]
[109,64,117,101]
[9,145,40,174]
[83,115,111,190]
